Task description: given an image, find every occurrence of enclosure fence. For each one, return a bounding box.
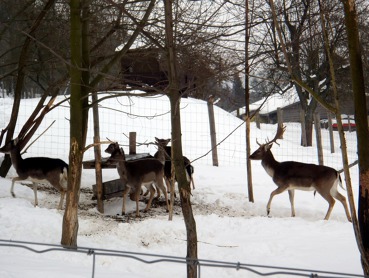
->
[0,239,364,278]
[0,94,358,170]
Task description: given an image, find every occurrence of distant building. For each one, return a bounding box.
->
[121,48,196,97]
[234,88,369,124]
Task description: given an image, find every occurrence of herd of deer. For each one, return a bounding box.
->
[0,125,352,222]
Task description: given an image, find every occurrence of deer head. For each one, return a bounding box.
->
[105,142,120,155]
[249,124,285,160]
[154,137,171,148]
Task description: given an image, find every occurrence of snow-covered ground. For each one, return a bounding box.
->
[0,94,363,277]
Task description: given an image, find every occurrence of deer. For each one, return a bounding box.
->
[0,138,68,210]
[249,124,352,222]
[105,142,169,217]
[153,137,195,196]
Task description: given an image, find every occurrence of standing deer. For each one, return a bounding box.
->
[105,142,169,217]
[249,124,352,222]
[0,138,68,210]
[153,137,195,193]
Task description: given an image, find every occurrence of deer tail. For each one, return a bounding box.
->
[338,174,346,191]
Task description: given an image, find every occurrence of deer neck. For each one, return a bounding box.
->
[156,147,166,164]
[9,146,23,170]
[261,150,279,178]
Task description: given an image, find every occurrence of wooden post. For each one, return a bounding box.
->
[207,95,219,166]
[314,113,324,165]
[328,113,335,153]
[129,132,136,155]
[300,109,307,146]
[92,92,104,213]
[277,108,283,138]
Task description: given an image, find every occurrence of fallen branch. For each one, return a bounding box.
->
[175,238,238,248]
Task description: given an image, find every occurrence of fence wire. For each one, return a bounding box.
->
[0,239,364,278]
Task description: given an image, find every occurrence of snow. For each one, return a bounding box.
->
[0,93,363,277]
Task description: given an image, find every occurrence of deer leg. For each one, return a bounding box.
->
[165,175,177,199]
[32,183,38,207]
[135,187,141,218]
[144,185,156,212]
[288,189,295,217]
[57,189,66,210]
[164,176,171,194]
[154,184,161,199]
[321,193,335,221]
[267,186,288,216]
[333,191,352,222]
[11,177,23,198]
[121,186,130,216]
[158,178,169,213]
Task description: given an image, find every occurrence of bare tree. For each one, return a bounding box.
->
[61,0,157,247]
[341,0,369,274]
[164,1,197,277]
[254,0,347,146]
[0,0,58,176]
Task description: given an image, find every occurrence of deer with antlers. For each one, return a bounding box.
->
[249,124,352,222]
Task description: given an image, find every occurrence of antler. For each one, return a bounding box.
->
[267,123,286,146]
[256,138,262,146]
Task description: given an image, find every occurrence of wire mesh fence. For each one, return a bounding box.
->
[0,93,358,170]
[0,239,364,278]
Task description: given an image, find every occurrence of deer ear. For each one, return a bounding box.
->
[265,143,273,151]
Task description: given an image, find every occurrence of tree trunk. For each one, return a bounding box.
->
[171,95,198,277]
[61,138,82,247]
[304,113,314,146]
[164,1,198,277]
[61,0,89,248]
[245,0,254,202]
[341,0,369,274]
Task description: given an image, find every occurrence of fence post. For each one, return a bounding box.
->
[129,132,137,155]
[328,113,335,153]
[314,113,324,165]
[207,95,219,166]
[300,109,307,146]
[92,91,104,213]
[277,108,283,138]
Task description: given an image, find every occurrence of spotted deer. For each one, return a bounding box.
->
[0,138,68,209]
[105,142,169,217]
[249,124,351,222]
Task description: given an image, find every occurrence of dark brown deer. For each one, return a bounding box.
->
[249,124,352,222]
[0,138,68,209]
[105,142,169,217]
[153,137,195,194]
